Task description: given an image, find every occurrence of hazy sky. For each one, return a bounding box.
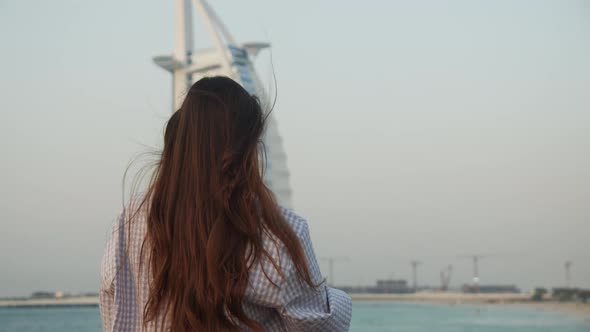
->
[1,0,589,297]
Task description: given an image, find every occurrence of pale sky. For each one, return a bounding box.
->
[1,0,589,297]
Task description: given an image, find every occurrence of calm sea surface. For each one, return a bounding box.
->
[0,302,588,331]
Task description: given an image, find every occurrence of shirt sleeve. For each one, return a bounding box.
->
[278,218,353,331]
[99,217,118,332]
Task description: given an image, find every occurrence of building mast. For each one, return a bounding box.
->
[172,0,193,110]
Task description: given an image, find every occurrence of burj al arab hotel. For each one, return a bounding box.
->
[153,0,292,207]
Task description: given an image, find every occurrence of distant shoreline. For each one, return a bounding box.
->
[2,293,589,318]
[350,292,530,303]
[0,296,99,308]
[350,292,590,318]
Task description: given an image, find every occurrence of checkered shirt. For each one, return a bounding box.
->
[99,201,352,331]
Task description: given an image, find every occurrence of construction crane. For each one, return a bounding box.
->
[565,261,573,288]
[410,260,422,292]
[439,265,453,291]
[457,254,487,292]
[321,257,349,286]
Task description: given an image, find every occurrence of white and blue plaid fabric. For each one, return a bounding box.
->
[100,201,352,331]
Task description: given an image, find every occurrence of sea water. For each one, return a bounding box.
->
[0,302,588,331]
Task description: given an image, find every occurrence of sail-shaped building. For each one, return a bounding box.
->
[153,0,292,207]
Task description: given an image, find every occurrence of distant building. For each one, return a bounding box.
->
[462,284,520,293]
[375,279,410,293]
[31,291,55,299]
[340,279,411,294]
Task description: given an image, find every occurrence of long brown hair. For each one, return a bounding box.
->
[135,76,314,331]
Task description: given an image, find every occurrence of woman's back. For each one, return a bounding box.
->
[100,197,352,331]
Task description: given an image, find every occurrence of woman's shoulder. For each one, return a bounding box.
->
[245,207,314,305]
[277,206,311,240]
[258,206,317,279]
